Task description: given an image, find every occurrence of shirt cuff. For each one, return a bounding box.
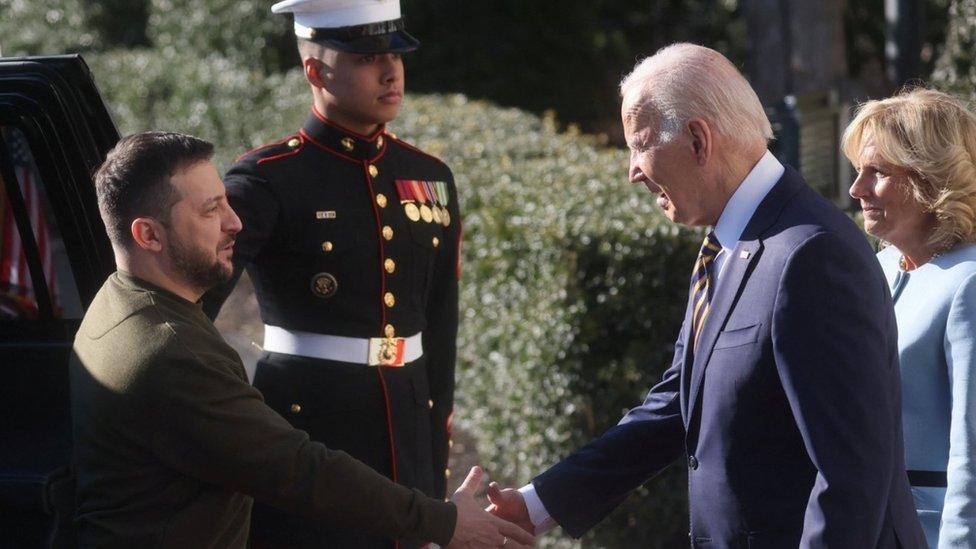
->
[518,483,559,535]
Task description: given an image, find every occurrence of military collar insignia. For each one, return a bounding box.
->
[300,109,388,161]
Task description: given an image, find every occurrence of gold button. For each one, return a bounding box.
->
[290,403,302,414]
[427,399,434,410]
[448,439,454,449]
[376,193,388,208]
[432,237,440,247]
[384,292,396,307]
[368,165,379,177]
[321,241,333,252]
[377,136,384,148]
[341,137,354,151]
[384,324,395,338]
[384,258,396,273]
[445,468,451,478]
[287,138,300,148]
[382,226,393,240]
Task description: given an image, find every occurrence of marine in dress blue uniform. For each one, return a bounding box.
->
[202,2,460,547]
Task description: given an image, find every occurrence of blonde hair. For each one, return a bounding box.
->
[619,43,773,151]
[842,88,976,251]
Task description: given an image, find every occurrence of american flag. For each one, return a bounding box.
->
[0,128,58,319]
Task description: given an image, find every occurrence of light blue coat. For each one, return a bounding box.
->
[879,243,976,548]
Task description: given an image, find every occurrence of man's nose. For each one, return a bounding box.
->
[381,55,401,82]
[628,162,644,184]
[224,206,243,235]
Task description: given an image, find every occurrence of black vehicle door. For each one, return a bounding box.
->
[0,55,118,547]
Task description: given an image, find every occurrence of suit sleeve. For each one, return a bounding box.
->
[771,231,897,548]
[939,272,976,548]
[201,161,280,320]
[144,349,457,545]
[423,169,460,499]
[530,327,687,538]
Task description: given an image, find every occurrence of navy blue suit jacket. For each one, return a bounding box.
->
[533,169,927,548]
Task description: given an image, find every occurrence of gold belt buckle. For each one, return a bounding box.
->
[368,337,406,367]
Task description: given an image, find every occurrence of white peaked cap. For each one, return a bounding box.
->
[271,0,402,30]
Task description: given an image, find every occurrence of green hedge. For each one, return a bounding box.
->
[146,0,294,74]
[0,0,98,56]
[933,0,976,101]
[86,49,700,547]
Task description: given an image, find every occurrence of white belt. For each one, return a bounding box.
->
[263,325,423,367]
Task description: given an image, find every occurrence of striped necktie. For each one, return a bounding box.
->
[690,231,722,353]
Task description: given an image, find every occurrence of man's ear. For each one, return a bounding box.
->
[687,118,712,165]
[304,58,327,88]
[130,217,164,252]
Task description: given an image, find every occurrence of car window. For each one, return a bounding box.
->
[0,125,83,321]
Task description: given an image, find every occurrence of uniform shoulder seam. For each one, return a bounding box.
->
[235,134,302,164]
[389,135,448,166]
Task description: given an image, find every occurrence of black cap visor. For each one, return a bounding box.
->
[307,18,420,53]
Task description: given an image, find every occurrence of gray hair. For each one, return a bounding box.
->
[620,43,772,150]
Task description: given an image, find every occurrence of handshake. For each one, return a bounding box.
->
[445,466,535,549]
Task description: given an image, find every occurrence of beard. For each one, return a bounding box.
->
[168,233,234,292]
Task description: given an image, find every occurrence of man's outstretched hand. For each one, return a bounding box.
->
[486,482,534,535]
[446,466,535,548]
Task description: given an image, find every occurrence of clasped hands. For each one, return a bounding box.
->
[445,466,534,548]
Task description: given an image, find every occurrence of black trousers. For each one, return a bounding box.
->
[249,351,435,549]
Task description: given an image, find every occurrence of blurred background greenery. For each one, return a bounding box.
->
[3,0,976,546]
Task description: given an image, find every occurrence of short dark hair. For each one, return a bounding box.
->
[94,131,214,248]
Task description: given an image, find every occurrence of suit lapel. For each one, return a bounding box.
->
[679,283,696,423]
[683,167,805,422]
[685,240,761,420]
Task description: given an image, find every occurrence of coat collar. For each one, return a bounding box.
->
[299,107,389,162]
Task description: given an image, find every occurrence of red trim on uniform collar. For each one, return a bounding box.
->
[299,128,389,166]
[299,128,362,164]
[309,106,386,141]
[368,140,388,164]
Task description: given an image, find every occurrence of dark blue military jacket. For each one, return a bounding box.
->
[204,109,460,548]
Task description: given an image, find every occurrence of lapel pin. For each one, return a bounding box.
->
[740,250,751,259]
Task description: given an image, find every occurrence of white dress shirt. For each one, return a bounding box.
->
[518,150,785,534]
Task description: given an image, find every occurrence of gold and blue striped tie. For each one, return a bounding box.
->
[690,231,722,353]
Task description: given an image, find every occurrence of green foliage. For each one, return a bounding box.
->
[1,0,954,136]
[89,50,699,547]
[86,49,307,170]
[86,0,151,49]
[0,0,150,56]
[933,0,976,100]
[0,0,99,56]
[402,0,744,133]
[844,0,951,84]
[147,0,294,74]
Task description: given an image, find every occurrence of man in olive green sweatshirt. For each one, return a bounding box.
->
[70,131,533,549]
